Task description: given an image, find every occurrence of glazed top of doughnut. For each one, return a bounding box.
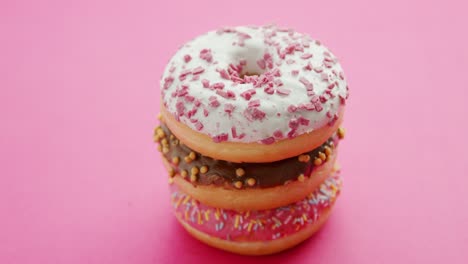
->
[160,25,349,144]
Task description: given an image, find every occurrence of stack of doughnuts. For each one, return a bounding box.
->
[155,25,349,255]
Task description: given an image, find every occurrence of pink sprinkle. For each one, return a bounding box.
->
[224,103,235,114]
[286,59,295,65]
[238,133,246,139]
[184,55,192,63]
[287,105,297,113]
[209,96,220,107]
[326,111,332,118]
[231,126,238,138]
[291,70,299,76]
[163,77,174,89]
[201,79,210,88]
[321,73,329,81]
[169,66,176,73]
[199,49,213,63]
[190,75,200,81]
[314,67,323,73]
[315,103,323,112]
[203,108,209,117]
[271,68,281,77]
[240,89,256,100]
[194,99,201,107]
[301,53,313,59]
[243,107,266,121]
[273,130,284,138]
[239,59,247,65]
[212,133,228,143]
[328,83,336,90]
[264,86,275,95]
[310,95,319,103]
[303,63,313,71]
[339,94,346,105]
[219,69,230,80]
[192,66,205,75]
[216,89,235,99]
[339,71,345,80]
[289,119,299,129]
[274,79,283,86]
[298,116,310,125]
[304,103,316,111]
[248,99,260,107]
[176,101,185,116]
[257,59,266,70]
[211,82,225,90]
[299,77,314,90]
[194,121,203,131]
[307,90,315,96]
[319,95,327,103]
[185,95,195,102]
[186,108,198,118]
[287,129,298,139]
[261,137,275,145]
[276,88,291,95]
[323,60,333,68]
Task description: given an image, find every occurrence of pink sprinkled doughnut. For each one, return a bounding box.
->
[160,25,348,162]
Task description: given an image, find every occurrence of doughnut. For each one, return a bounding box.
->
[171,172,342,255]
[155,25,349,255]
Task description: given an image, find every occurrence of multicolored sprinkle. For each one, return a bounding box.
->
[170,172,342,242]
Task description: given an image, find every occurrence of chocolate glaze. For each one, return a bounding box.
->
[155,124,339,189]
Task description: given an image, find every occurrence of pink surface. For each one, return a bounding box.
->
[1,0,467,263]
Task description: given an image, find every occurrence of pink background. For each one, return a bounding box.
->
[1,0,468,263]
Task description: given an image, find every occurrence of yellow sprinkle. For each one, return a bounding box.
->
[161,138,168,146]
[215,209,220,220]
[162,147,169,154]
[298,154,310,162]
[337,127,345,139]
[247,221,254,232]
[204,211,210,221]
[184,211,189,220]
[190,174,197,183]
[189,152,196,160]
[172,156,180,165]
[324,146,332,156]
[298,174,305,182]
[318,152,326,160]
[168,168,175,177]
[191,166,199,175]
[246,178,256,187]
[184,156,192,163]
[245,211,250,218]
[200,166,208,174]
[157,113,162,120]
[235,168,245,177]
[180,170,188,178]
[182,195,190,204]
[168,177,174,184]
[314,158,323,166]
[234,215,240,228]
[302,213,308,221]
[233,181,243,189]
[197,211,202,225]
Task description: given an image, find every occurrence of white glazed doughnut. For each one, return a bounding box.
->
[160,25,349,145]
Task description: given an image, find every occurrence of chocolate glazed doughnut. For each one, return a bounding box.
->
[155,25,349,255]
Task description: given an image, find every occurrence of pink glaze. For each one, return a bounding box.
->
[170,173,342,242]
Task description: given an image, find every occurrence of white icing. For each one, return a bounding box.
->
[160,25,349,143]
